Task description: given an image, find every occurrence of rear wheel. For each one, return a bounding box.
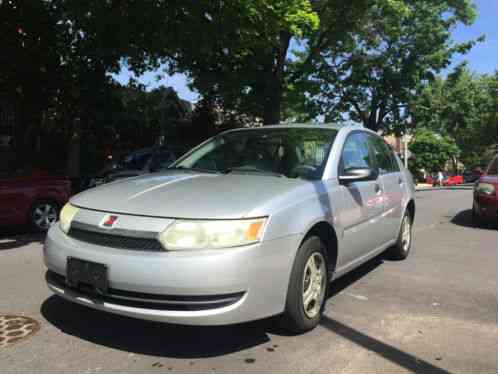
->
[29,200,59,232]
[386,212,412,260]
[279,236,329,333]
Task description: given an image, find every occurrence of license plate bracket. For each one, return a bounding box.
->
[66,257,108,296]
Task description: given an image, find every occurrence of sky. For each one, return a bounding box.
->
[450,0,498,73]
[114,0,498,104]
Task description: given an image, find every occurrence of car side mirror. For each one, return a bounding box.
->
[339,167,378,183]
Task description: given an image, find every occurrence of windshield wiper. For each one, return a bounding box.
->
[166,166,220,174]
[221,167,285,178]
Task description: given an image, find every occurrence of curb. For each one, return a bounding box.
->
[415,185,474,192]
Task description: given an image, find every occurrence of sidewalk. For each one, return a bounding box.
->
[415,183,474,191]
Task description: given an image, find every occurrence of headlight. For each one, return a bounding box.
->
[475,182,496,196]
[158,218,267,250]
[59,203,79,234]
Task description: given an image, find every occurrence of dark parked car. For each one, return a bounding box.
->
[87,145,189,187]
[0,171,71,231]
[463,168,483,184]
[473,156,498,224]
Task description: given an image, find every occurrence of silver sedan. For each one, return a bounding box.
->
[44,124,415,333]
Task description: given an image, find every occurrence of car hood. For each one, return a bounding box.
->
[107,169,147,180]
[480,175,498,184]
[71,171,310,219]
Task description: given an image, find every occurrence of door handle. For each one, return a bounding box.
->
[398,177,403,185]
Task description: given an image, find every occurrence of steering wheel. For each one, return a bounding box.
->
[193,157,218,171]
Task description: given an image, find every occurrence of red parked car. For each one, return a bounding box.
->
[473,156,498,224]
[0,171,71,231]
[443,175,464,186]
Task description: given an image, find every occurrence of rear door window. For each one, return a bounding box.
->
[368,135,400,174]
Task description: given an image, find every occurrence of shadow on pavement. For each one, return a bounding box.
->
[451,209,497,230]
[0,229,44,251]
[41,295,271,358]
[327,255,384,299]
[320,316,452,374]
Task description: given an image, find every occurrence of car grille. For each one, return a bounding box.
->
[68,227,163,251]
[46,271,245,311]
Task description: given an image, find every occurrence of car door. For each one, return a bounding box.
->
[337,131,385,267]
[366,134,404,244]
[0,177,29,226]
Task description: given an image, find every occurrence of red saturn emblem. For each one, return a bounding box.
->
[102,215,118,228]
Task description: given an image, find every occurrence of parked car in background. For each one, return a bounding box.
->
[442,175,464,187]
[425,174,435,185]
[463,168,483,184]
[86,145,189,188]
[473,156,498,224]
[44,124,415,333]
[0,171,71,231]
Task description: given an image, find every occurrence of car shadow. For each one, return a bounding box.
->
[0,228,45,251]
[450,209,498,230]
[320,316,452,374]
[327,255,384,299]
[41,295,272,358]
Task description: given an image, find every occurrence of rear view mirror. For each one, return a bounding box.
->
[339,167,378,183]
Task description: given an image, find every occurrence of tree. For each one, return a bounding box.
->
[166,0,319,125]
[411,65,498,167]
[1,0,480,172]
[0,0,200,168]
[291,0,479,133]
[408,128,459,175]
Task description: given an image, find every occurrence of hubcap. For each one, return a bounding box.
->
[33,204,57,230]
[401,216,411,252]
[302,252,327,319]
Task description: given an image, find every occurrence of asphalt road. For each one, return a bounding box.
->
[1,189,498,374]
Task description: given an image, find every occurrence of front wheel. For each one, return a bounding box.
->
[279,236,329,333]
[386,212,412,260]
[29,200,59,232]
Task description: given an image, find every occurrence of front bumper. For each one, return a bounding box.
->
[44,224,302,325]
[474,195,498,218]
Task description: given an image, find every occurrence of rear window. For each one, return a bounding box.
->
[487,157,498,175]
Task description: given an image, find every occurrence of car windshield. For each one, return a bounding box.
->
[487,157,498,175]
[172,128,338,180]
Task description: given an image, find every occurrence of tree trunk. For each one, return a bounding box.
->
[366,111,379,132]
[66,131,80,179]
[13,101,27,171]
[263,86,282,125]
[13,101,39,172]
[262,32,291,125]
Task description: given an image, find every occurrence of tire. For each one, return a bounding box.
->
[279,236,329,334]
[472,203,483,227]
[386,212,412,260]
[29,200,59,232]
